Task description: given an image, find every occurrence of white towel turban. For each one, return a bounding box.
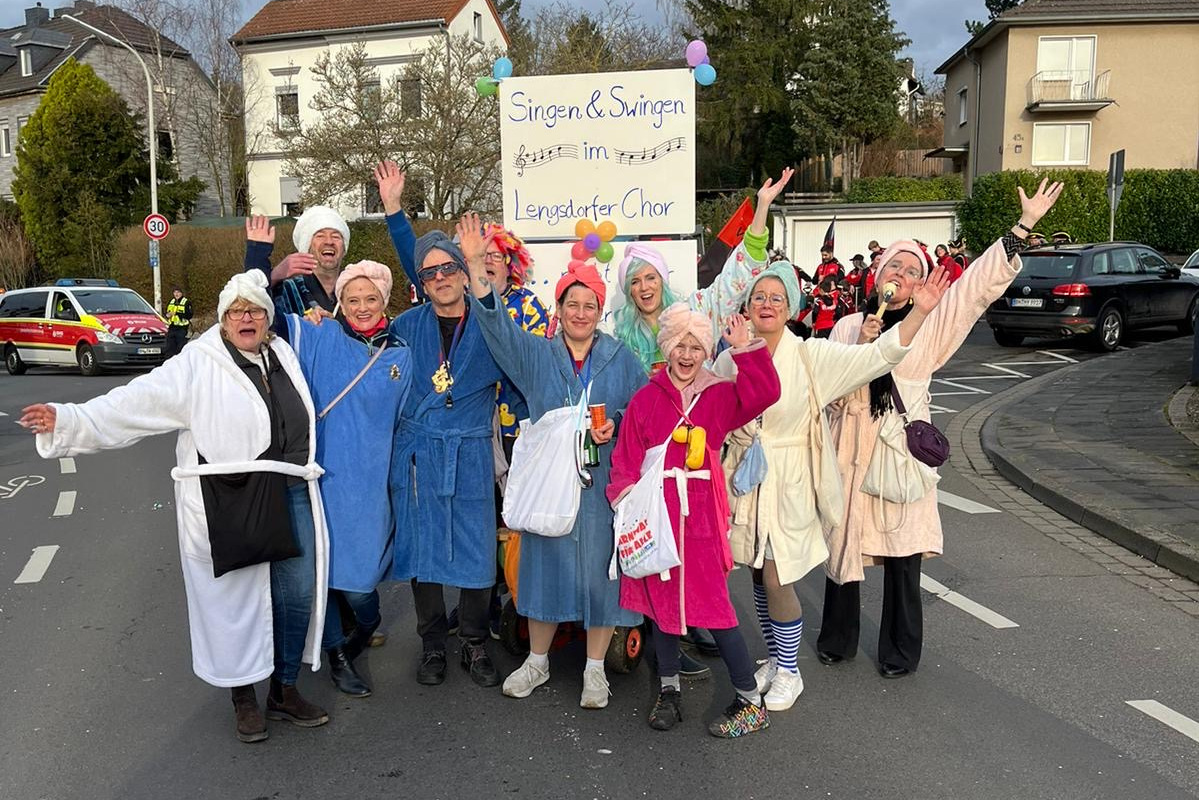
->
[217,270,275,325]
[292,205,350,255]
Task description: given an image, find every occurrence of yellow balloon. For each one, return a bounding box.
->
[596,221,618,242]
[575,218,597,239]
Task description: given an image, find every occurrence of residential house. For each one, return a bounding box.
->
[929,0,1199,193]
[232,0,508,220]
[0,1,229,216]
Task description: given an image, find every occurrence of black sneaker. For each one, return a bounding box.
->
[648,687,682,731]
[460,638,500,687]
[708,695,770,739]
[679,651,711,680]
[417,649,447,685]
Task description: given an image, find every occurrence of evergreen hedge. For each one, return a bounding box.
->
[845,175,965,204]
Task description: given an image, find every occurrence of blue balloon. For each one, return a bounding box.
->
[492,57,514,80]
[694,63,717,86]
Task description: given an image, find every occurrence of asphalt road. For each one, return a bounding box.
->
[1,323,1196,800]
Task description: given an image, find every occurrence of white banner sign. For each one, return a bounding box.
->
[500,68,696,239]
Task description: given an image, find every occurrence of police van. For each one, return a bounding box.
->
[0,279,167,376]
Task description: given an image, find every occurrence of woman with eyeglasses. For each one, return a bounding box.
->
[713,258,950,713]
[818,179,1063,680]
[20,272,332,743]
[456,213,647,710]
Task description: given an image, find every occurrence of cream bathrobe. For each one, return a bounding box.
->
[716,325,910,586]
[824,239,1022,584]
[35,325,329,687]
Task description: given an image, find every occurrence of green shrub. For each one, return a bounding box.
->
[845,175,965,204]
[957,169,1199,255]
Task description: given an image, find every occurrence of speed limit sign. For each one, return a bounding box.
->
[144,213,170,241]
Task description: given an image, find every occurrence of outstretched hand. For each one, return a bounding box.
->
[722,313,751,349]
[373,160,406,215]
[756,167,795,207]
[246,216,275,244]
[912,264,952,316]
[455,212,495,297]
[1017,178,1065,229]
[18,403,56,435]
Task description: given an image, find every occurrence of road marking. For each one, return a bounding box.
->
[928,404,958,416]
[1034,350,1078,363]
[938,490,1001,515]
[59,458,76,475]
[1126,700,1199,744]
[920,575,1019,629]
[14,545,60,584]
[0,474,46,500]
[53,490,76,517]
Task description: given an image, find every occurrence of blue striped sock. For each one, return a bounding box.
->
[773,617,803,673]
[753,583,777,661]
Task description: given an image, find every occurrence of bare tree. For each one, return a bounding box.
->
[0,217,35,290]
[516,0,680,76]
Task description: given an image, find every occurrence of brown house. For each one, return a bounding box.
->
[928,0,1199,193]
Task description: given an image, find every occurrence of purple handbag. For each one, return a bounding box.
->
[890,384,950,467]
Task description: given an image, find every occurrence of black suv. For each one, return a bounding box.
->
[985,242,1199,351]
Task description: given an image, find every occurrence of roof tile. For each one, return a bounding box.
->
[233,0,472,42]
[1003,0,1199,17]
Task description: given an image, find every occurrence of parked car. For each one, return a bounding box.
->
[985,242,1199,351]
[0,279,167,376]
[1183,248,1199,279]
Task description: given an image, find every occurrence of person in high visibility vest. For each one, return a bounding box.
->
[165,287,192,357]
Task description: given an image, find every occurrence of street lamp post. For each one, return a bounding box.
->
[62,14,161,312]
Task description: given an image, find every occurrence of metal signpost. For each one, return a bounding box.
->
[1107,149,1125,242]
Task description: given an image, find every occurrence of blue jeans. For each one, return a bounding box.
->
[322,589,381,649]
[270,483,317,685]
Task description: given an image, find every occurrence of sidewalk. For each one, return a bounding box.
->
[980,336,1199,582]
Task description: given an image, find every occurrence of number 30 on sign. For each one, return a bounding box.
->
[144,213,170,241]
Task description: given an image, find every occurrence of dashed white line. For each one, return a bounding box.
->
[14,545,60,584]
[59,458,76,475]
[938,490,1001,515]
[1126,700,1199,744]
[920,574,1020,629]
[52,490,76,517]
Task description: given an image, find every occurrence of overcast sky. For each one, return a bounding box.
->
[2,0,991,74]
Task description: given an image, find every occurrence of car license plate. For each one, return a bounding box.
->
[1011,298,1043,309]
[137,347,161,355]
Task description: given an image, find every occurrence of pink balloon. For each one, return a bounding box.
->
[583,232,602,252]
[685,40,708,68]
[571,241,590,261]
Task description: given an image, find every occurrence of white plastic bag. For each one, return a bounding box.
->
[860,411,940,506]
[610,442,682,580]
[503,404,581,537]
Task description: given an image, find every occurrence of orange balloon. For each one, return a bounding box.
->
[596,221,618,242]
[574,218,597,239]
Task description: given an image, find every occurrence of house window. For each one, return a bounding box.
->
[401,78,422,118]
[1032,122,1090,166]
[0,124,9,158]
[1037,36,1096,85]
[473,12,483,42]
[280,176,302,217]
[276,91,299,129]
[20,49,32,77]
[156,130,174,161]
[363,79,381,107]
[957,87,967,126]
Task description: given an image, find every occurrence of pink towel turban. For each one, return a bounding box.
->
[335,260,393,303]
[656,301,715,359]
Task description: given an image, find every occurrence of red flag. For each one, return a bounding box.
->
[698,198,755,289]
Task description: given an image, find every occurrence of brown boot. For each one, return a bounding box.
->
[265,678,329,727]
[230,685,268,743]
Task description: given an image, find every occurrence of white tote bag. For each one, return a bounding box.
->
[503,403,582,537]
[610,440,681,580]
[860,411,941,510]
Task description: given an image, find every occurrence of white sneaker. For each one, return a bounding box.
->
[764,668,804,711]
[754,659,778,695]
[502,657,549,699]
[579,666,611,709]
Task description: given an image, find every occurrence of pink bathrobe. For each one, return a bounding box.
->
[608,343,781,634]
[824,238,1023,584]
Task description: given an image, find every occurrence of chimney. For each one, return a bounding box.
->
[26,3,51,27]
[52,3,75,19]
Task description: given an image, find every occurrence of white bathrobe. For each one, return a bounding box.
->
[36,325,329,687]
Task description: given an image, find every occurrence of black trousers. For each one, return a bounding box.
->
[411,580,490,649]
[817,553,924,671]
[165,326,189,358]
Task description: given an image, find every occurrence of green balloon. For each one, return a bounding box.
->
[475,77,498,97]
[596,241,615,263]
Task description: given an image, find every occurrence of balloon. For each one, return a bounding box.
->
[701,55,710,65]
[685,40,708,68]
[475,77,497,97]
[571,241,590,261]
[583,232,602,252]
[492,57,513,80]
[596,221,617,242]
[694,64,717,86]
[574,218,597,239]
[596,241,614,263]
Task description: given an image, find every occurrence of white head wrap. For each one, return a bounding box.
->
[217,271,274,325]
[292,205,350,255]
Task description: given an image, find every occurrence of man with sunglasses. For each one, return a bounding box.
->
[387,228,505,690]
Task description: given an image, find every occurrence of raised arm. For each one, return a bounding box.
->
[804,325,912,406]
[245,215,318,289]
[375,160,419,296]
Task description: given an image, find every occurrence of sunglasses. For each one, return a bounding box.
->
[417,262,464,283]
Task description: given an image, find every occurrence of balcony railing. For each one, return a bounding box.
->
[1027,70,1113,110]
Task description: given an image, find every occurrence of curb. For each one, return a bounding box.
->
[978,344,1199,584]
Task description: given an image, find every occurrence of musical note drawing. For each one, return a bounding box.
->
[613,137,686,166]
[513,143,579,177]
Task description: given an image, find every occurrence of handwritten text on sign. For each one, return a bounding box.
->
[500,69,696,239]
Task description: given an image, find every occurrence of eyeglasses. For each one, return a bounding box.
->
[883,265,924,281]
[483,252,507,264]
[225,307,267,321]
[417,262,464,283]
[749,292,787,307]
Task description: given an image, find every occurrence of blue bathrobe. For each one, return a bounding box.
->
[471,289,645,628]
[284,315,412,593]
[389,305,503,589]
